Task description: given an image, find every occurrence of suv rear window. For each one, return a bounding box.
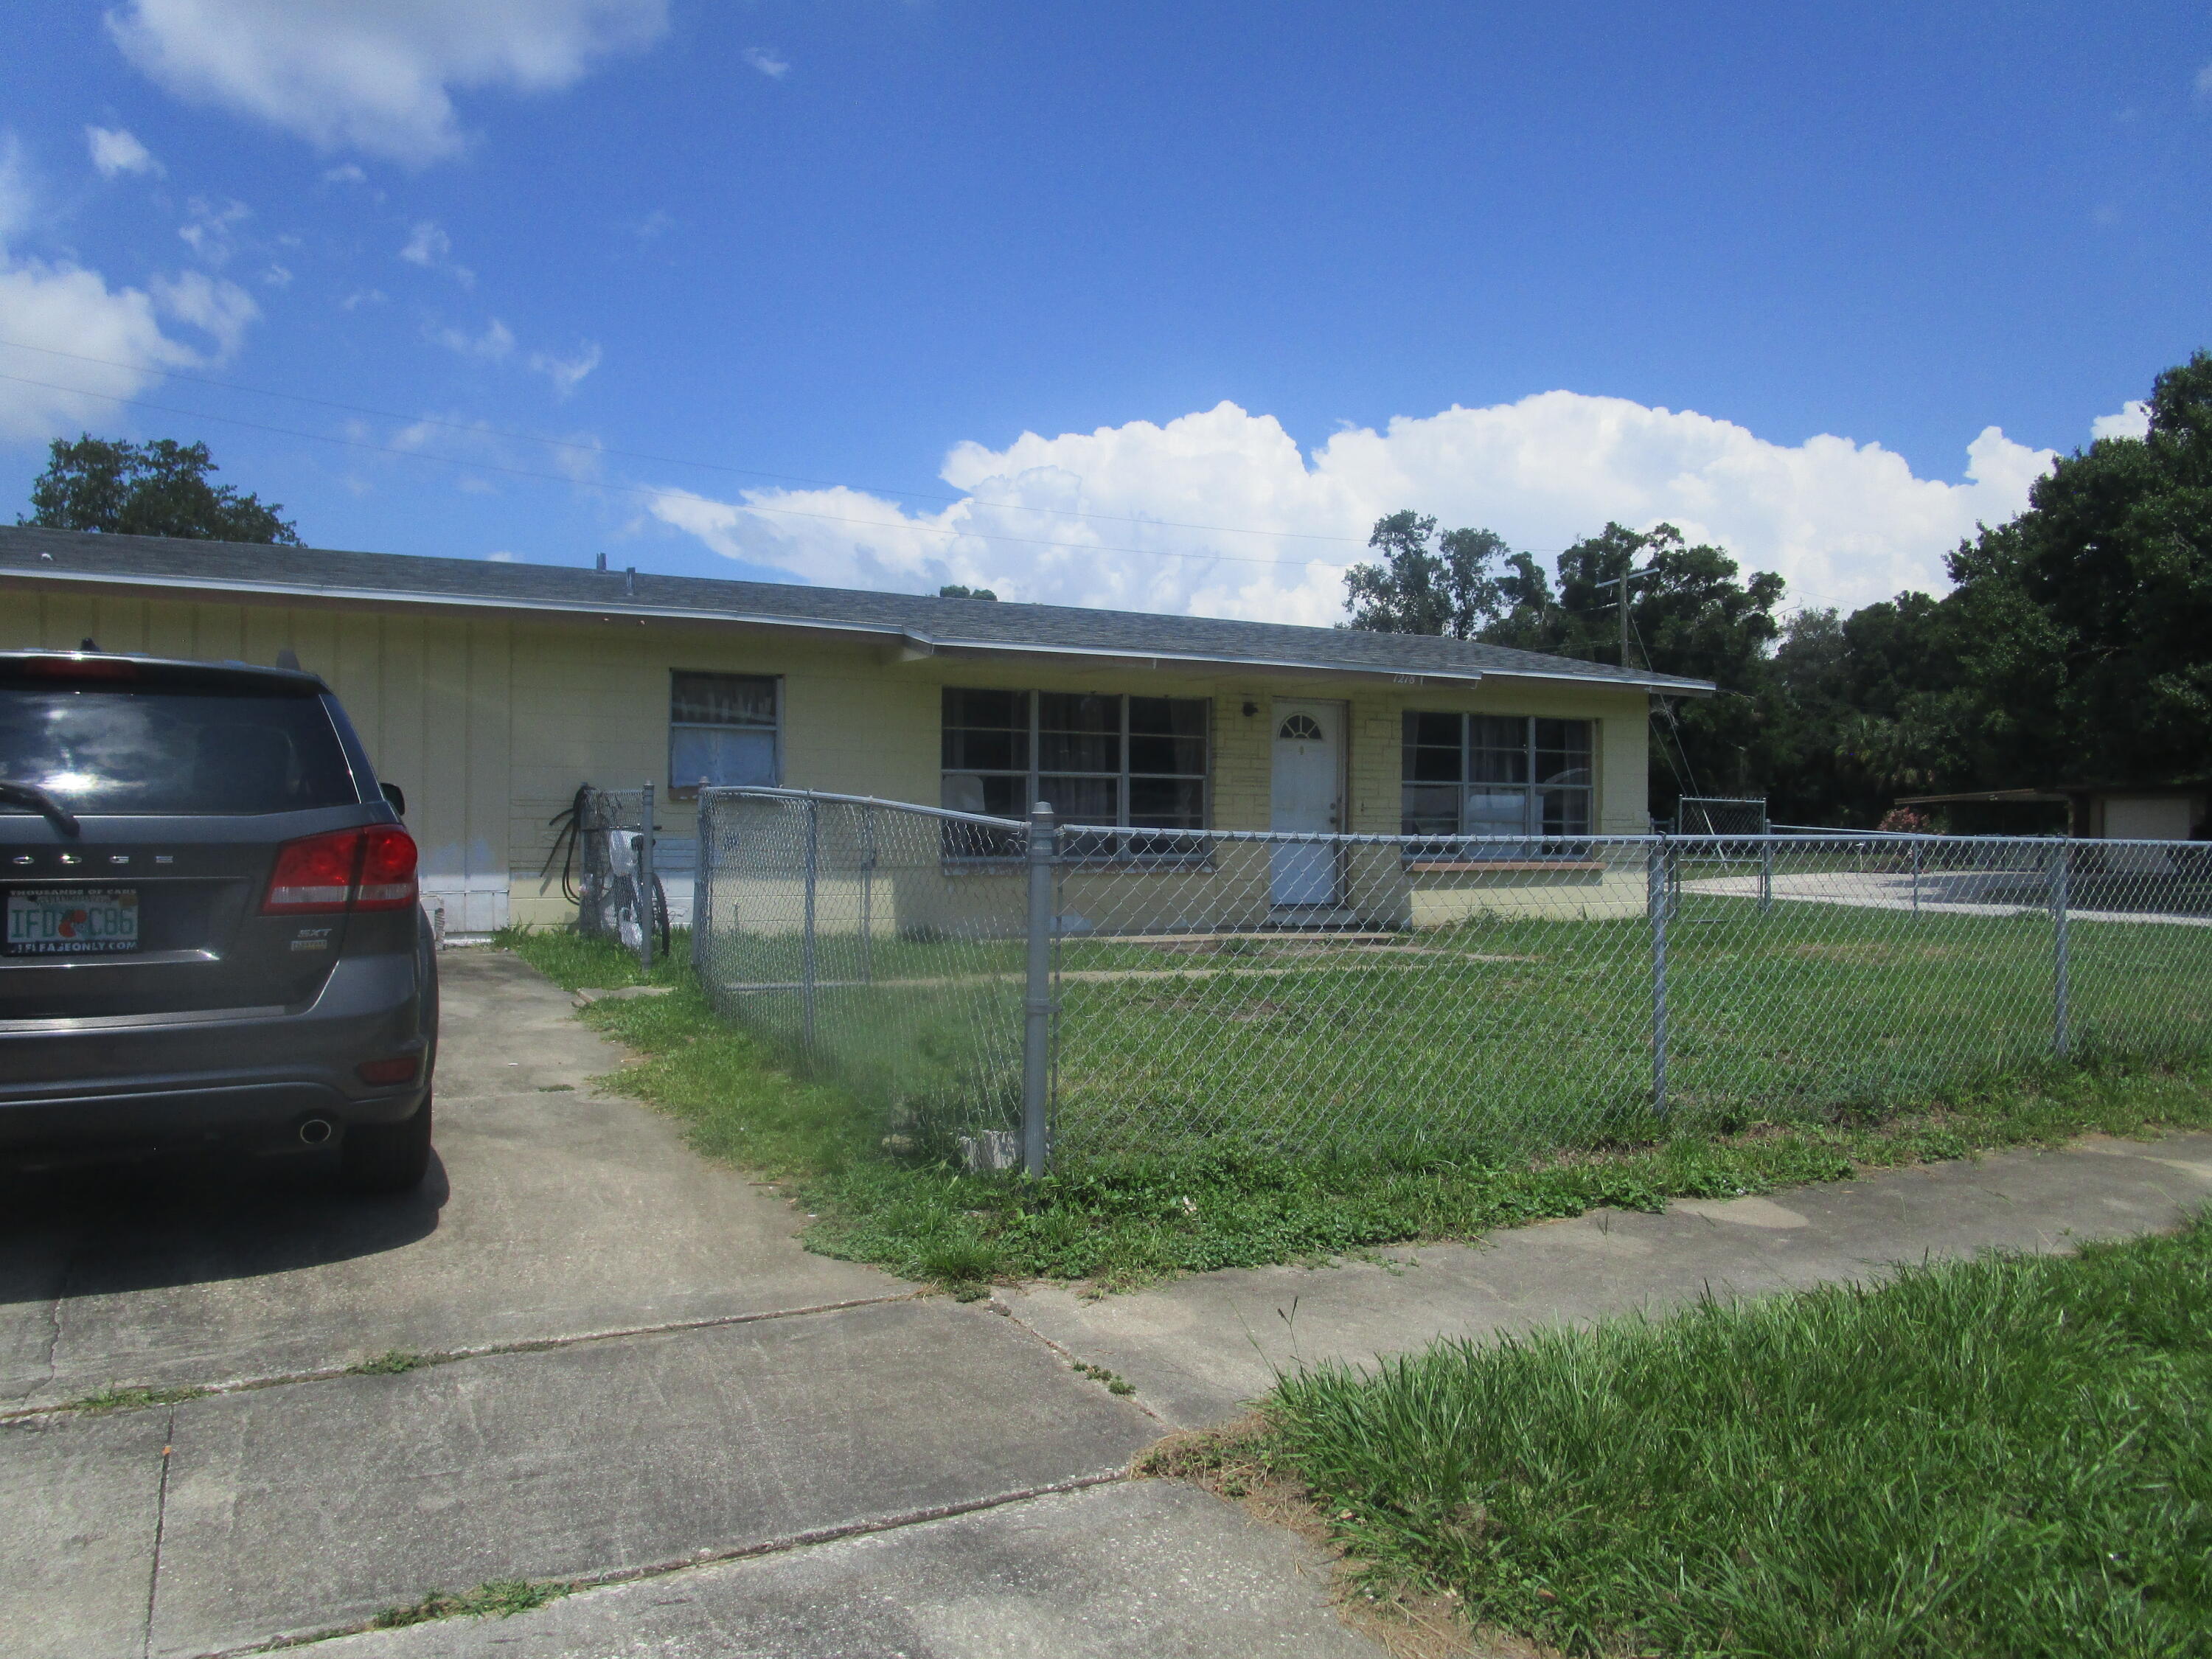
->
[0,685,360,815]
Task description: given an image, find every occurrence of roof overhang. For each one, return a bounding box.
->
[2,560,1708,694]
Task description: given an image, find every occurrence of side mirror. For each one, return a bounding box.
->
[381,782,407,817]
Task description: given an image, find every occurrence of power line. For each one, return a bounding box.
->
[0,368,1376,572]
[0,335,1375,546]
[1,338,1916,612]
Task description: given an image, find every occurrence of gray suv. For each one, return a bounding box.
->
[0,649,437,1192]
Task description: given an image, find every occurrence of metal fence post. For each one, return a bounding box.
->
[859,802,875,987]
[638,782,655,970]
[801,795,819,1052]
[1911,838,1922,916]
[2051,838,2070,1057]
[1759,834,1773,915]
[1649,834,1671,1119]
[1022,801,1057,1175]
[690,791,710,976]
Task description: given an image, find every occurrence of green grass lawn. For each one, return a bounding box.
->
[700,891,2212,1160]
[1225,1215,2212,1657]
[495,926,2212,1293]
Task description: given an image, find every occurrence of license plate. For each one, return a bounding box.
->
[5,888,141,955]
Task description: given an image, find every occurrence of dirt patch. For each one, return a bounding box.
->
[1138,1417,1555,1659]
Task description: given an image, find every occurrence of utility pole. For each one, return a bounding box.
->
[1618,571,1632,669]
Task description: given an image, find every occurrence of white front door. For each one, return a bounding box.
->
[1270,700,1344,906]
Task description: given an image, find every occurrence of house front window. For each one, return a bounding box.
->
[942,688,1208,858]
[668,671,779,798]
[1402,712,1592,852]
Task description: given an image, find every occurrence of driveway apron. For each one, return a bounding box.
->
[0,952,1256,1659]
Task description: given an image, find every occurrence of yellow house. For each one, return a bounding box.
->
[1,526,1711,935]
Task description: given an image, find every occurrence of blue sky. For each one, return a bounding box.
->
[1,1,2205,622]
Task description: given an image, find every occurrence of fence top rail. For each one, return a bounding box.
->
[1768,824,2212,852]
[694,789,2208,855]
[1043,823,2182,851]
[698,784,1027,833]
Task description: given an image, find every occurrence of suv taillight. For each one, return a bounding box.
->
[262,827,418,914]
[355,824,419,910]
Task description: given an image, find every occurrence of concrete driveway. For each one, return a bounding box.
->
[0,950,1377,1659]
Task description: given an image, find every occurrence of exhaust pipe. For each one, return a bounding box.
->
[298,1117,335,1147]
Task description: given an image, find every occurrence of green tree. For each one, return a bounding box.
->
[1931,352,2212,791]
[937,582,998,601]
[22,435,302,543]
[1349,517,1786,815]
[1342,511,1512,637]
[1764,594,1958,824]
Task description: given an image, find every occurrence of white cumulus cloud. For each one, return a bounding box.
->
[108,0,669,165]
[433,316,515,361]
[742,46,790,80]
[399,219,472,286]
[86,125,163,178]
[647,393,2068,622]
[0,133,240,442]
[149,268,259,360]
[177,195,250,264]
[399,219,448,266]
[0,260,199,441]
[2092,400,2151,442]
[527,340,599,397]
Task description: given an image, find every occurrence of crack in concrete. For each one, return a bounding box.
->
[984,1295,1169,1427]
[3,1290,923,1422]
[170,1469,1139,1658]
[141,1403,176,1659]
[37,1291,62,1395]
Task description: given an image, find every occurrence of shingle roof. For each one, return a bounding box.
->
[0,524,1713,694]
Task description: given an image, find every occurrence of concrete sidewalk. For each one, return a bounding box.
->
[302,1482,1380,1659]
[1006,1130,2212,1428]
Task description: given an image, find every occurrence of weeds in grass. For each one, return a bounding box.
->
[914,1234,1004,1298]
[1260,1214,2212,1657]
[1074,1361,1136,1395]
[369,1579,568,1628]
[66,1383,208,1413]
[488,924,689,993]
[347,1350,429,1376]
[504,929,2212,1292]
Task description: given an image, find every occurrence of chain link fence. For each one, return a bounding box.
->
[687,787,2212,1169]
[694,787,1037,1167]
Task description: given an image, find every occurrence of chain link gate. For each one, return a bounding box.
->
[686,788,2212,1173]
